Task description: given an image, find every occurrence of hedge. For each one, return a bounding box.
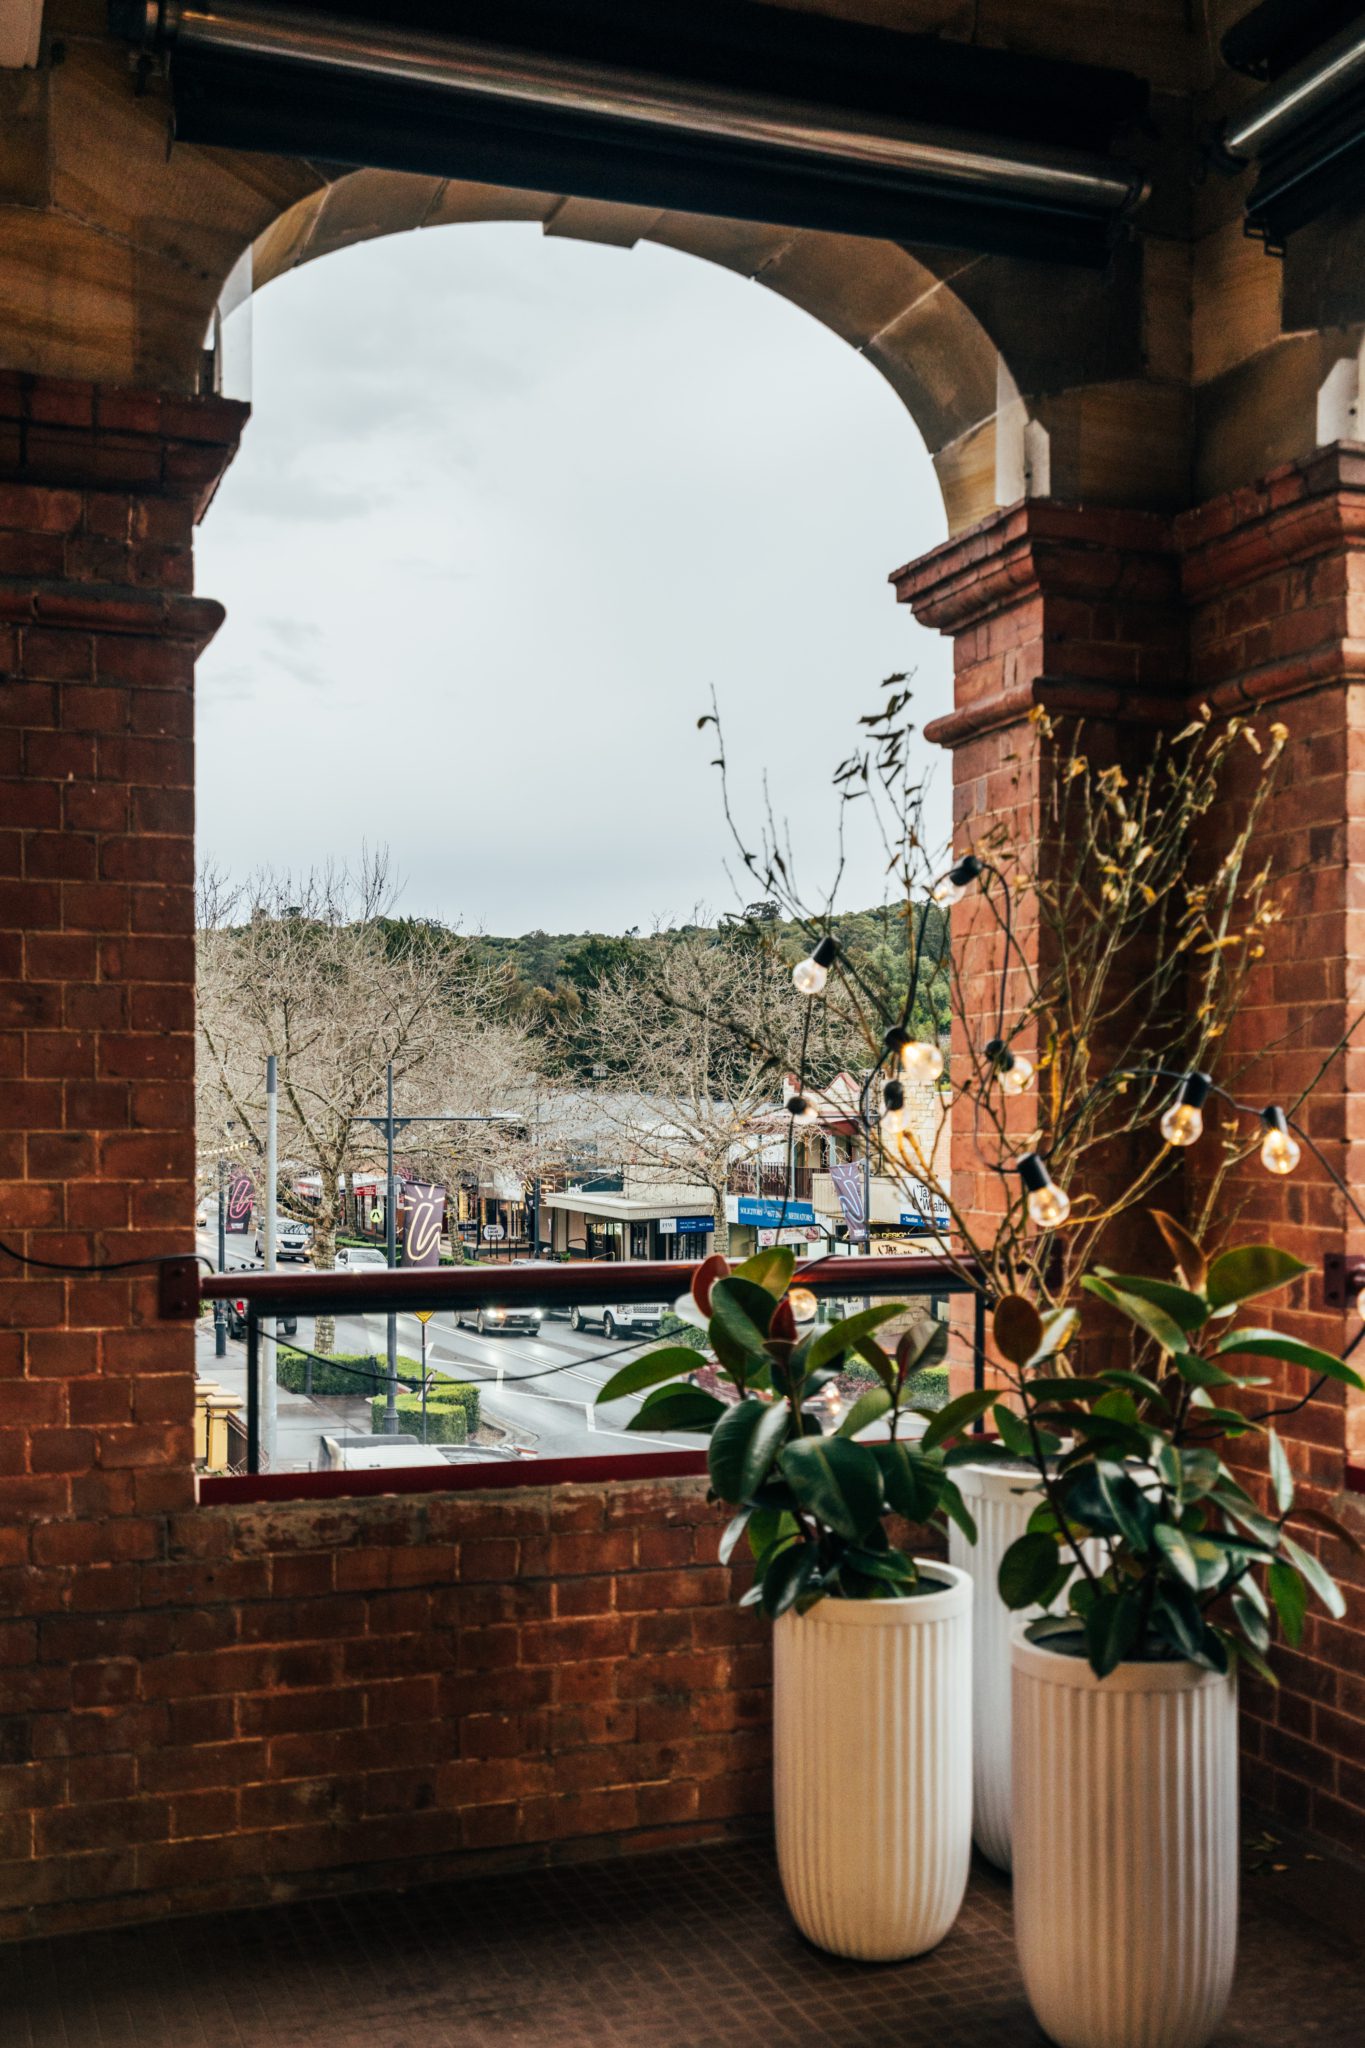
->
[369,1394,469,1444]
[904,1363,949,1410]
[277,1348,480,1431]
[276,1348,422,1397]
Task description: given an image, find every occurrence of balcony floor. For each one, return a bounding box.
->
[6,1832,1363,2046]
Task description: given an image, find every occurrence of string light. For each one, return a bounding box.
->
[1018,1152,1071,1230]
[930,853,984,908]
[1159,1070,1211,1148]
[788,1287,818,1322]
[785,1093,818,1125]
[792,934,838,996]
[900,1039,945,1085]
[1259,1104,1301,1176]
[880,1077,908,1156]
[985,1036,1033,1096]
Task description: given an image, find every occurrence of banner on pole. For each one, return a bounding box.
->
[828,1160,868,1243]
[399,1181,446,1267]
[226,1171,254,1234]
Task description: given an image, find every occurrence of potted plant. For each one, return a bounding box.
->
[983,1218,1363,2048]
[698,701,1300,1871]
[596,1245,976,1962]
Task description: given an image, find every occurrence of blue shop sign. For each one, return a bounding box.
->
[671,1215,712,1234]
[900,1209,950,1230]
[736,1197,817,1228]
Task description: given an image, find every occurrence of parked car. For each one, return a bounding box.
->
[568,1301,666,1341]
[225,1298,297,1341]
[254,1218,312,1262]
[456,1301,543,1335]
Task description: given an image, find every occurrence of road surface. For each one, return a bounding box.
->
[196,1234,702,1469]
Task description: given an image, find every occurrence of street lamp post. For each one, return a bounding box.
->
[214,1141,228,1358]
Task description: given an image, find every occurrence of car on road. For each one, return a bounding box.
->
[568,1301,666,1341]
[334,1245,388,1270]
[225,1298,297,1341]
[456,1302,544,1336]
[255,1218,312,1261]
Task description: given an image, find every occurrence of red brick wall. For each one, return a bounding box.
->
[1,1474,767,1940]
[896,467,1365,1856]
[0,377,770,1939]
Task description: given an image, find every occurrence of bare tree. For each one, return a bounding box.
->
[581,930,811,1253]
[197,851,521,1350]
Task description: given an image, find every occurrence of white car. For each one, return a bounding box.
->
[334,1245,388,1271]
[568,1302,666,1341]
[255,1218,312,1262]
[457,1302,543,1335]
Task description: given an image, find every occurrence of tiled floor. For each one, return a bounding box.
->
[4,1834,1362,2046]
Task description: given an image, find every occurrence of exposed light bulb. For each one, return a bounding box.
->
[881,1107,907,1153]
[1159,1071,1211,1150]
[1019,1151,1070,1231]
[785,1094,818,1126]
[1259,1105,1300,1176]
[1027,1182,1072,1229]
[930,853,984,908]
[1000,1053,1034,1096]
[1160,1101,1204,1147]
[792,934,838,996]
[788,1287,818,1323]
[900,1040,945,1085]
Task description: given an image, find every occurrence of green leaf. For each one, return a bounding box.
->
[596,1346,707,1404]
[707,1398,791,1504]
[1085,1592,1143,1677]
[779,1435,884,1543]
[1281,1533,1346,1619]
[1094,1462,1158,1551]
[800,1303,904,1377]
[1205,1245,1309,1312]
[919,1386,997,1452]
[626,1386,726,1433]
[732,1247,796,1298]
[998,1531,1063,1610]
[940,1483,978,1548]
[1268,1560,1307,1646]
[760,1541,821,1618]
[1152,1581,1205,1661]
[1213,1328,1365,1390]
[1152,1521,1201,1589]
[1096,1368,1169,1405]
[1267,1429,1294,1516]
[1232,1588,1271,1655]
[992,1403,1034,1458]
[842,1542,917,1586]
[1081,1275,1190,1355]
[1033,1306,1080,1364]
[1174,1352,1243,1389]
[1093,1270,1210,1333]
[707,1277,777,1366]
[873,1439,946,1521]
[1150,1209,1209,1294]
[1285,1505,1364,1557]
[1233,1637,1279,1686]
[942,1439,1029,1468]
[835,1386,893,1439]
[747,1505,796,1563]
[718,1509,750,1567]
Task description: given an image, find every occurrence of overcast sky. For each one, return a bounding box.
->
[197,223,952,935]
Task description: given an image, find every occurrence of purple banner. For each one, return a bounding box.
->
[828,1160,868,1244]
[226,1171,254,1234]
[399,1181,446,1268]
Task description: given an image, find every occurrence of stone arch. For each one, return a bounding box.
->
[244,170,1009,535]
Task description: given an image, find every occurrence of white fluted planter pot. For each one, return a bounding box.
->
[1012,1631,1238,2048]
[948,1459,1048,1870]
[773,1563,972,1961]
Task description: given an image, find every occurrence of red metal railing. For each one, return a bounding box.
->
[189,1253,980,1504]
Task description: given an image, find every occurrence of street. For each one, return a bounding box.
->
[197,1234,705,1469]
